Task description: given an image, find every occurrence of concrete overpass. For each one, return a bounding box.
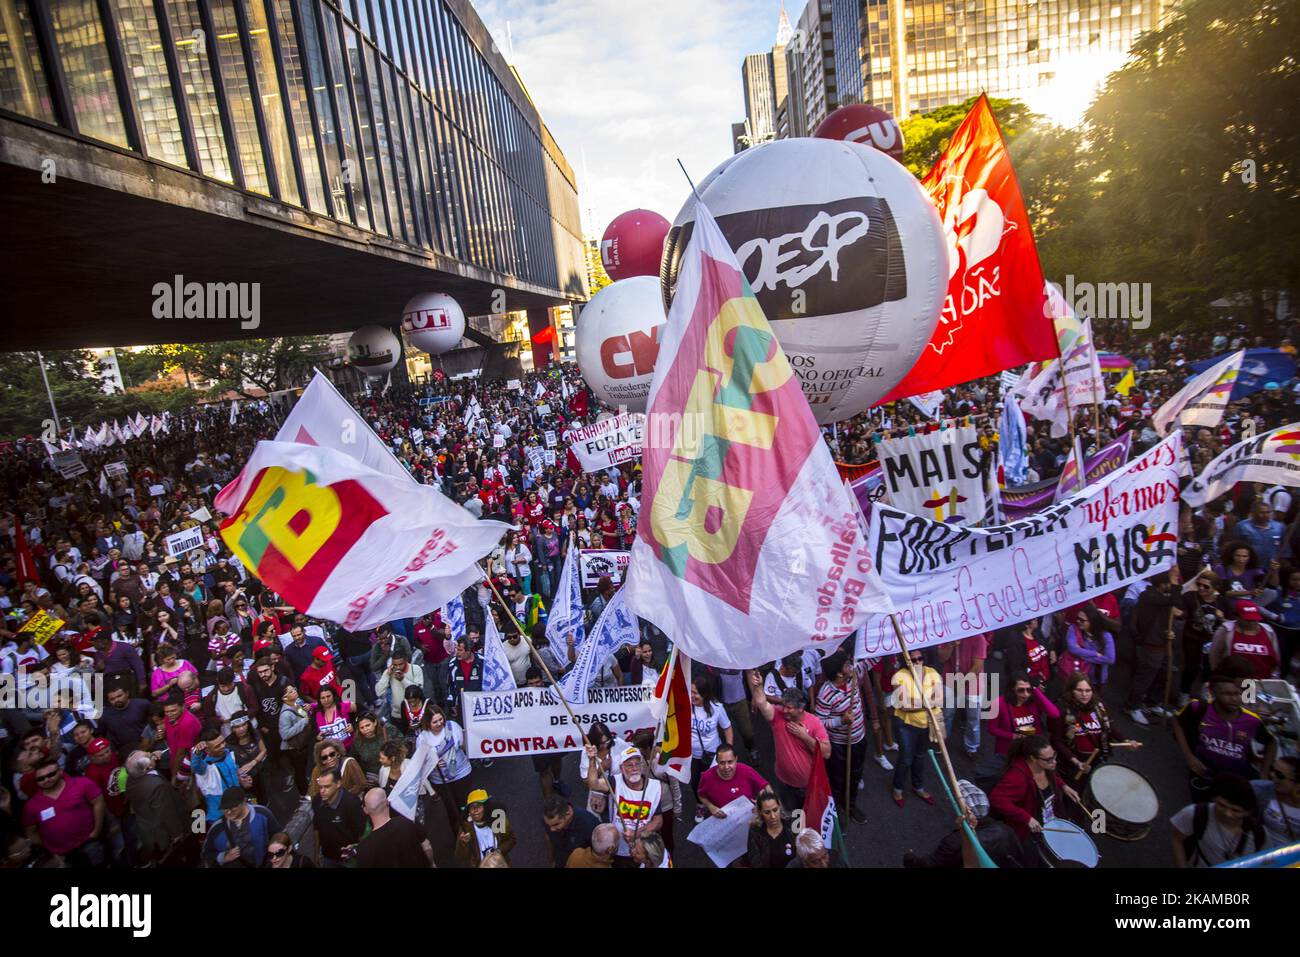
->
[0,0,586,352]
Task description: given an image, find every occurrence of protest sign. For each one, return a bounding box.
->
[18,610,65,645]
[860,434,1182,657]
[568,413,644,472]
[51,451,87,479]
[687,797,756,867]
[493,434,505,449]
[877,424,987,525]
[104,461,128,478]
[507,379,521,391]
[537,403,551,415]
[188,506,212,523]
[165,525,205,557]
[463,684,657,758]
[544,450,557,466]
[148,484,166,497]
[544,430,557,448]
[579,549,630,587]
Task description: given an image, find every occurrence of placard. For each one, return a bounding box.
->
[537,403,551,416]
[148,484,166,496]
[104,461,128,478]
[51,451,87,479]
[567,413,644,472]
[544,430,557,448]
[165,525,205,557]
[492,434,505,449]
[579,549,631,588]
[463,684,656,758]
[18,610,66,645]
[544,450,557,466]
[507,379,522,391]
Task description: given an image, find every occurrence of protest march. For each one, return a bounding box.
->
[3,50,1299,891]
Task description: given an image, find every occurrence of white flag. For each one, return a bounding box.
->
[481,609,518,692]
[621,201,891,669]
[230,400,239,425]
[1153,350,1243,436]
[546,543,586,659]
[557,590,640,702]
[278,371,411,483]
[151,415,164,437]
[1016,359,1069,438]
[1184,422,1300,507]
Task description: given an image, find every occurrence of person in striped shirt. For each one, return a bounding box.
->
[813,650,868,824]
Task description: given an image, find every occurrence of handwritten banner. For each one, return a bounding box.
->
[1001,433,1133,520]
[860,433,1182,656]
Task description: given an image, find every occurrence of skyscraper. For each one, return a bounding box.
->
[860,0,1173,119]
[795,0,839,133]
[741,52,778,146]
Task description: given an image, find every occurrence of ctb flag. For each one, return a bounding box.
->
[622,200,891,669]
[215,441,509,631]
[883,95,1055,401]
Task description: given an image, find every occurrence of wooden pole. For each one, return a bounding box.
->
[1161,605,1178,727]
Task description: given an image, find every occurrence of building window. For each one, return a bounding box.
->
[162,0,231,181]
[271,0,326,212]
[209,0,270,194]
[294,0,346,219]
[319,4,369,228]
[0,0,56,123]
[344,23,389,234]
[244,0,300,205]
[109,0,186,167]
[48,0,129,146]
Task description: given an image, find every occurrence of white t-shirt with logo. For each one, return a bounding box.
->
[690,704,732,758]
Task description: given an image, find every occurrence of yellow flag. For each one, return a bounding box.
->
[1115,368,1135,397]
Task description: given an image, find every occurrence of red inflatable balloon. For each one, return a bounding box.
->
[814,104,905,162]
[600,209,670,281]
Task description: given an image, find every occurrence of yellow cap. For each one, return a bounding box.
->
[466,788,490,805]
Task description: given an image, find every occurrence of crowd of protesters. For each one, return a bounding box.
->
[1,316,1298,869]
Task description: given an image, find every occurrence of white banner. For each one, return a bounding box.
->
[859,433,1183,656]
[568,413,644,472]
[878,424,988,525]
[507,379,521,391]
[579,549,630,587]
[1184,423,1300,507]
[165,525,204,557]
[463,684,657,758]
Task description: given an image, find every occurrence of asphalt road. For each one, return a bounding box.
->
[421,676,1194,869]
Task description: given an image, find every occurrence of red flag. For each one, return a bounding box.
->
[12,516,40,587]
[803,747,847,863]
[568,389,588,418]
[882,95,1054,402]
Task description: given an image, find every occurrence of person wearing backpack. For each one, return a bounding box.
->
[1170,773,1265,867]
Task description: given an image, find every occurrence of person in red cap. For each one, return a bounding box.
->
[299,645,344,705]
[1208,600,1282,680]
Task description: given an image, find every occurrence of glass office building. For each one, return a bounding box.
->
[0,0,583,297]
[861,0,1167,117]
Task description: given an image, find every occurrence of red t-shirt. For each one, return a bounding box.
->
[84,756,127,817]
[21,775,102,854]
[1025,637,1051,682]
[768,711,829,788]
[299,663,343,702]
[697,762,769,810]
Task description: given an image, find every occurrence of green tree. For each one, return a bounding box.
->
[900,96,1043,178]
[149,336,331,399]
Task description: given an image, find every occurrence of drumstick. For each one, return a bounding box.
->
[1040,824,1079,834]
[1108,741,1142,749]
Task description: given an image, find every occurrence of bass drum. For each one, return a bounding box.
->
[1085,764,1159,842]
[1037,819,1100,868]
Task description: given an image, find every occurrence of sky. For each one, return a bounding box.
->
[474,0,788,237]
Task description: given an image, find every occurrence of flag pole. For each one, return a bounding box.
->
[888,615,969,819]
[479,564,591,742]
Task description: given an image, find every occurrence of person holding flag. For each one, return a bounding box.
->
[747,670,830,813]
[583,742,663,867]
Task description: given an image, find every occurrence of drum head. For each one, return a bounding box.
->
[1042,820,1099,868]
[1090,765,1159,825]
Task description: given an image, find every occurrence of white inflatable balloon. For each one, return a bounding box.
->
[400,292,466,355]
[575,276,666,413]
[348,325,402,376]
[660,138,948,424]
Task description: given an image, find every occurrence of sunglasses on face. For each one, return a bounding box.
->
[268,848,288,858]
[36,773,60,783]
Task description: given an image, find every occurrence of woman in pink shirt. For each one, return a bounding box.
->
[986,671,1060,756]
[150,643,198,701]
[312,686,354,750]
